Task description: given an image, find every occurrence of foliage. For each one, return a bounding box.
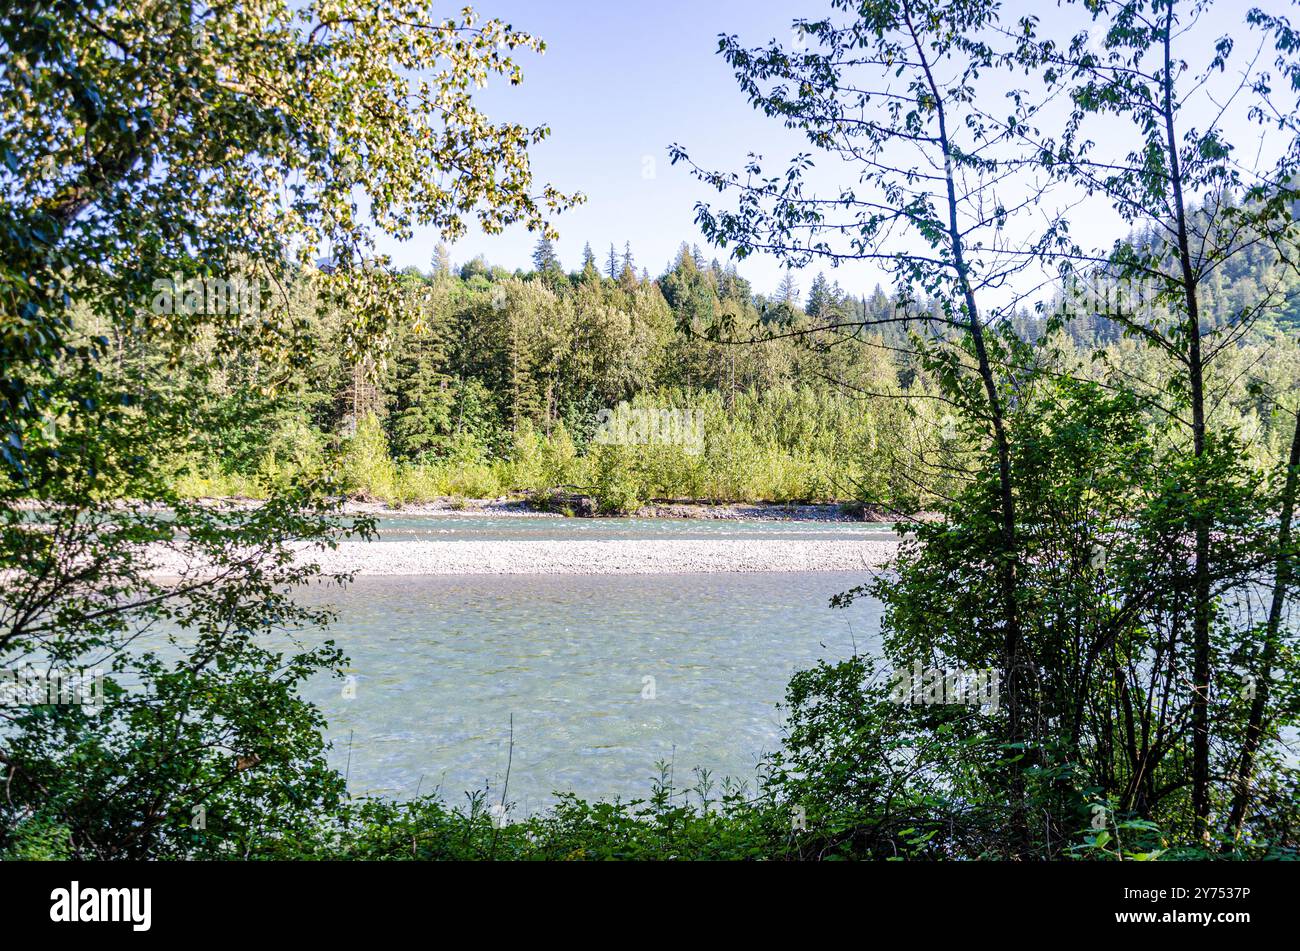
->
[0,0,574,861]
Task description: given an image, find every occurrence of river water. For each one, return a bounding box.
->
[291,515,888,811]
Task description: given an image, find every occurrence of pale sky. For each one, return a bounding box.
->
[371,0,1294,301]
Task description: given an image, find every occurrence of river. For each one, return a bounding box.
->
[289,515,889,811]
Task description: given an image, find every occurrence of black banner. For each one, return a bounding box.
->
[0,860,1284,936]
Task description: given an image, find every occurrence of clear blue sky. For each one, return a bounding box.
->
[375,0,1283,300]
[376,0,869,297]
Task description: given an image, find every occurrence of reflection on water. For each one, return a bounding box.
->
[293,571,882,811]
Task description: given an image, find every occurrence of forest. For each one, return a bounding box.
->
[114,235,1300,514]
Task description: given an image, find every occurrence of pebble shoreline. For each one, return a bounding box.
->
[144,536,901,577]
[305,537,900,575]
[138,498,909,576]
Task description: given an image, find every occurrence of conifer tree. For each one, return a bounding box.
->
[532,236,562,274]
[806,272,832,318]
[431,243,453,278]
[775,270,799,306]
[580,242,600,283]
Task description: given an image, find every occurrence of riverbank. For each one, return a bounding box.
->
[337,495,907,523]
[317,499,904,574]
[295,536,898,575]
[61,496,909,577]
[141,503,905,576]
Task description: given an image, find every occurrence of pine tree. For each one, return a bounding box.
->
[580,242,600,283]
[675,241,696,273]
[775,270,800,306]
[532,236,562,274]
[431,243,452,278]
[387,326,454,460]
[606,243,620,280]
[806,272,831,317]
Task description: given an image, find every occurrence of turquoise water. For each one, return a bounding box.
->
[293,567,882,812]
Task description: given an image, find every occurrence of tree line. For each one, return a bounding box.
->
[109,232,1300,515]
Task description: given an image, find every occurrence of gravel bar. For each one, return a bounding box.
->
[301,538,899,575]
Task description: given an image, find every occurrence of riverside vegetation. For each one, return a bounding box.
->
[149,245,1300,514]
[3,0,1300,861]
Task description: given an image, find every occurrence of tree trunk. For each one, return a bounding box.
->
[904,0,1026,849]
[1161,4,1212,839]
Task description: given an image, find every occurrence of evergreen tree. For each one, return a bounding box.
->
[675,241,696,273]
[431,243,452,278]
[532,236,562,274]
[806,272,832,318]
[580,242,600,283]
[387,324,454,460]
[775,270,800,306]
